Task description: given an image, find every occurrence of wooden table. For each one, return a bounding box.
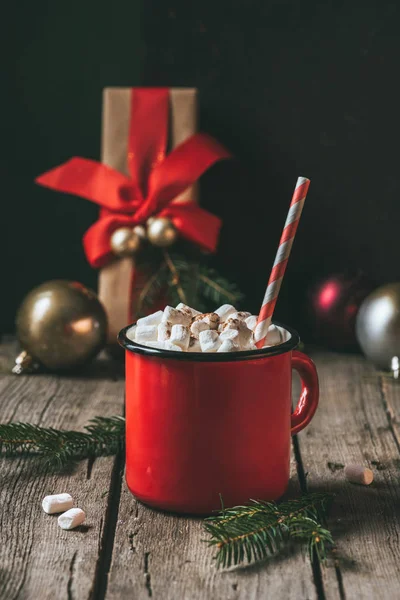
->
[1,337,400,600]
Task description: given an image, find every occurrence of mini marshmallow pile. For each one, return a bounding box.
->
[127,303,285,353]
[42,493,86,530]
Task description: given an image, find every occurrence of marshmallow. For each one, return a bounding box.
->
[344,464,374,486]
[218,339,240,352]
[215,304,237,322]
[188,337,202,352]
[136,310,163,328]
[58,508,86,530]
[126,325,137,342]
[219,328,241,344]
[230,311,252,321]
[143,341,168,349]
[42,493,74,515]
[162,306,191,326]
[222,318,253,348]
[176,303,201,317]
[190,313,220,339]
[245,315,258,331]
[158,321,171,341]
[170,324,190,350]
[199,330,222,352]
[164,341,183,351]
[265,324,283,346]
[135,325,158,344]
[190,319,210,339]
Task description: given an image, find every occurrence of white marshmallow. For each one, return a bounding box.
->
[219,328,241,344]
[176,303,201,317]
[58,508,86,530]
[190,313,219,339]
[218,339,240,352]
[222,319,253,348]
[162,306,191,326]
[190,319,210,339]
[164,341,183,351]
[214,304,237,322]
[188,337,202,352]
[344,464,374,486]
[230,311,251,321]
[136,310,163,328]
[143,341,168,349]
[158,321,171,341]
[126,325,137,342]
[135,325,158,344]
[42,493,74,515]
[265,324,283,346]
[170,324,190,350]
[245,315,258,331]
[199,330,222,352]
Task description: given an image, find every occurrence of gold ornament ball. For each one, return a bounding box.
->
[15,280,108,372]
[110,227,142,257]
[147,217,178,248]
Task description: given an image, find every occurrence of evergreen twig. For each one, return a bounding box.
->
[135,251,244,317]
[204,493,334,568]
[0,416,125,468]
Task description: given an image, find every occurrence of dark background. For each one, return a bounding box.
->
[4,0,400,338]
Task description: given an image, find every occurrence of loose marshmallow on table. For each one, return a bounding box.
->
[218,339,239,352]
[344,464,374,486]
[58,508,86,530]
[136,310,163,328]
[42,493,74,515]
[170,324,190,350]
[214,304,237,322]
[162,306,191,326]
[135,325,158,344]
[158,321,171,341]
[199,329,222,352]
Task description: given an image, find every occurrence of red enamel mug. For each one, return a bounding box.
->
[118,322,318,515]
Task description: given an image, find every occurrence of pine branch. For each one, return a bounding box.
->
[0,416,125,468]
[204,493,334,568]
[197,266,244,308]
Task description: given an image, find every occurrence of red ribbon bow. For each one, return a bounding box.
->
[35,88,231,268]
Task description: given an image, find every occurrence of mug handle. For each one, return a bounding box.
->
[291,350,319,435]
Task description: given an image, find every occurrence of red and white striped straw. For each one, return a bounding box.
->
[254,176,310,348]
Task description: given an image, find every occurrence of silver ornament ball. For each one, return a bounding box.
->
[356,283,400,370]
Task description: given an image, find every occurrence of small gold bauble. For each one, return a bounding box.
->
[110,227,142,257]
[133,224,147,240]
[147,218,178,248]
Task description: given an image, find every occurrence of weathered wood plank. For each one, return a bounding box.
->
[106,461,317,598]
[296,352,400,599]
[104,346,322,599]
[0,339,124,600]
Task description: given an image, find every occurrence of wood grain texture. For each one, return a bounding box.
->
[0,339,124,600]
[296,352,400,599]
[106,460,317,599]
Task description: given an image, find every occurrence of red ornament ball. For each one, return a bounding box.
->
[308,273,374,349]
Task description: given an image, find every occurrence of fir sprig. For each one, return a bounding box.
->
[135,250,244,317]
[0,416,125,468]
[204,493,334,568]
